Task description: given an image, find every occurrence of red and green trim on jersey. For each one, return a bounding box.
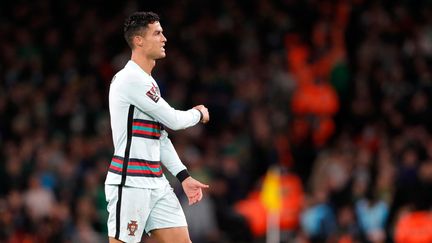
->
[109,156,163,177]
[132,119,163,139]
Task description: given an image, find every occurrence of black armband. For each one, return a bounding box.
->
[176,169,190,183]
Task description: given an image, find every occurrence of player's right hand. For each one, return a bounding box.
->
[193,105,210,124]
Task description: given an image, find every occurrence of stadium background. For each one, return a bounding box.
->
[0,0,432,242]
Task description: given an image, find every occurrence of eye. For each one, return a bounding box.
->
[155,29,164,36]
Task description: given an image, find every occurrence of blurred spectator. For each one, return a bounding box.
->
[300,189,337,242]
[334,204,361,243]
[23,174,55,222]
[355,190,389,242]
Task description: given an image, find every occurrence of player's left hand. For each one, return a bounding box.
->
[181,176,209,205]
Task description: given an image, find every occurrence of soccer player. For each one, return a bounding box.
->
[105,11,210,243]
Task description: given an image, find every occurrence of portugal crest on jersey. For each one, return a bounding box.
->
[127,220,138,236]
[146,83,160,103]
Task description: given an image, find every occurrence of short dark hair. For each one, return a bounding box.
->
[124,11,160,49]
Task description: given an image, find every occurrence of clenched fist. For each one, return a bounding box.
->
[193,105,210,124]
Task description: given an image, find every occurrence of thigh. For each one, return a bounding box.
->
[106,185,152,243]
[145,185,188,234]
[151,226,190,243]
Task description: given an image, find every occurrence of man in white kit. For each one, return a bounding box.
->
[105,11,210,243]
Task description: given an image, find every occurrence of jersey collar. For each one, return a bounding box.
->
[126,60,152,77]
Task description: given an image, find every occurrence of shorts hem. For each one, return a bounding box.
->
[145,223,188,234]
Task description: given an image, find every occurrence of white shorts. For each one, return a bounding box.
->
[105,184,187,242]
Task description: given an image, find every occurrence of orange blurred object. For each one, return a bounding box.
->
[235,173,304,237]
[291,82,339,116]
[395,211,432,243]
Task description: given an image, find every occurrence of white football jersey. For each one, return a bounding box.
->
[105,60,201,188]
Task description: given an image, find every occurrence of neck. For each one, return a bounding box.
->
[131,51,155,75]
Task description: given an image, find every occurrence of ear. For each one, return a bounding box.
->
[133,35,144,48]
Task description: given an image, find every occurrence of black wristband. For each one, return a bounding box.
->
[176,169,190,183]
[197,109,203,122]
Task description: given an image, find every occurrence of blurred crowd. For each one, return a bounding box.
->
[0,0,431,243]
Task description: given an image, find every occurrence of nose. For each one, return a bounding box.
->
[162,33,167,42]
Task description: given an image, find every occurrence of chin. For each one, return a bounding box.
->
[156,53,166,59]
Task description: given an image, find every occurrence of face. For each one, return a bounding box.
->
[135,21,167,60]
